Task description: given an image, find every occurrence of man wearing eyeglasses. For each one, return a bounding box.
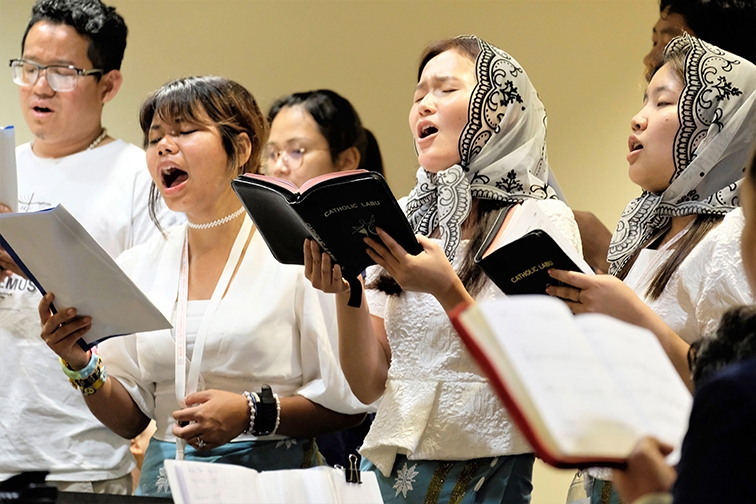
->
[0,0,177,495]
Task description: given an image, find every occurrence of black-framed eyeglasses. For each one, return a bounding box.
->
[9,59,104,92]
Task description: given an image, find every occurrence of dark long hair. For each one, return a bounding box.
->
[139,75,267,231]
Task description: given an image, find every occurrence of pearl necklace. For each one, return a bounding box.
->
[187,207,245,230]
[88,128,108,150]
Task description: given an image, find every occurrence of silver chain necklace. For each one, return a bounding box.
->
[187,207,245,230]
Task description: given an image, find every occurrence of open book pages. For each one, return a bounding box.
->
[0,205,171,349]
[483,199,591,274]
[164,460,383,504]
[453,296,692,468]
[0,126,18,212]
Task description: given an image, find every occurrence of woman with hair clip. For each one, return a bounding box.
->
[548,35,756,504]
[305,35,581,503]
[266,88,381,467]
[37,76,366,497]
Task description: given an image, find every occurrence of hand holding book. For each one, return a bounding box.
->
[365,229,474,313]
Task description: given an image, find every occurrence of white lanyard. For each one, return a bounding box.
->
[174,216,253,459]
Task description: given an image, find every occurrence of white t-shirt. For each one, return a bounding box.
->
[99,221,369,443]
[360,199,582,477]
[0,140,180,482]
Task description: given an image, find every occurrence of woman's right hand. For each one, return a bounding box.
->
[303,239,351,294]
[38,292,92,369]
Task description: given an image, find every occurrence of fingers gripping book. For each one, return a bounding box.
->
[0,205,171,349]
[231,170,422,306]
[450,296,692,469]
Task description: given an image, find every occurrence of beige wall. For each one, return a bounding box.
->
[0,1,657,501]
[0,0,656,228]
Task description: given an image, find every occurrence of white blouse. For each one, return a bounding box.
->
[626,208,752,343]
[360,199,582,476]
[99,219,368,442]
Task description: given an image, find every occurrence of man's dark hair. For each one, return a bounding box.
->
[661,0,756,63]
[21,0,128,73]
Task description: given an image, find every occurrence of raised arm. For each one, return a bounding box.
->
[38,293,151,439]
[304,239,391,404]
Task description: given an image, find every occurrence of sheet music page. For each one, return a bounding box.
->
[164,459,264,504]
[0,205,171,346]
[477,296,646,458]
[165,460,384,503]
[577,314,693,449]
[0,126,18,212]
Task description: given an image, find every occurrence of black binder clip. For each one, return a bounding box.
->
[344,454,362,484]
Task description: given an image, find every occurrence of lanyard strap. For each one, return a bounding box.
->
[174,216,253,459]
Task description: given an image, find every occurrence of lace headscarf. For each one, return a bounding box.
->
[404,35,558,259]
[608,35,756,275]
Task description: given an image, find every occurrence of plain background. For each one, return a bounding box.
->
[0,1,658,501]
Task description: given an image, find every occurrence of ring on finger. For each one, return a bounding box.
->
[576,289,582,303]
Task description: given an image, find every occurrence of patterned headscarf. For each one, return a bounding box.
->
[404,35,558,259]
[608,35,756,275]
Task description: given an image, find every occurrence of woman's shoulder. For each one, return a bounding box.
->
[116,224,184,274]
[686,208,744,264]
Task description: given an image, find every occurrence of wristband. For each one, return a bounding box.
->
[252,385,280,436]
[60,349,97,380]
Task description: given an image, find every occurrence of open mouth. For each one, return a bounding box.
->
[420,125,438,139]
[162,167,188,188]
[33,106,52,113]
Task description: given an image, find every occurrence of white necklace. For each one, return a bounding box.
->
[88,128,107,150]
[187,207,245,230]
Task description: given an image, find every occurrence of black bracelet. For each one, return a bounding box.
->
[252,384,279,436]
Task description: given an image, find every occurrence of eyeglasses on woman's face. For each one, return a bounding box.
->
[9,59,104,92]
[263,144,329,171]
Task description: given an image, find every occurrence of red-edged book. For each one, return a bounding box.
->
[449,296,692,469]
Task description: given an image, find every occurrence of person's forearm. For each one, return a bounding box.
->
[84,376,151,439]
[276,395,366,438]
[335,289,390,405]
[433,275,474,313]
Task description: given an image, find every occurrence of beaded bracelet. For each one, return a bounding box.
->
[59,350,98,380]
[271,393,281,436]
[242,391,259,434]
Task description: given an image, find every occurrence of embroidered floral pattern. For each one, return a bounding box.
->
[495,170,524,192]
[393,462,420,498]
[276,438,297,449]
[155,466,170,494]
[713,76,742,101]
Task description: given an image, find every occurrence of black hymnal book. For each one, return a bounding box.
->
[231,170,422,305]
[475,199,593,295]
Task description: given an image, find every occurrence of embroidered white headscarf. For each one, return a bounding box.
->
[404,35,558,259]
[608,35,756,275]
